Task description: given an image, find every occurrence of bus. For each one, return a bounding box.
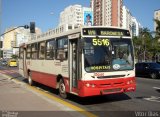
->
[19,26,136,98]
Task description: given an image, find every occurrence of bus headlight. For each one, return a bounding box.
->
[85,83,90,87]
[126,80,134,85]
[85,83,96,88]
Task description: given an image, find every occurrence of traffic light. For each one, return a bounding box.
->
[30,22,35,33]
[24,25,29,29]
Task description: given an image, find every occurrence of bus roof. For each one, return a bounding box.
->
[25,26,131,45]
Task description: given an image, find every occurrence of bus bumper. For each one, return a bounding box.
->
[78,77,136,97]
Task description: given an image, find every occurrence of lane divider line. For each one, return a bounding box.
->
[0,73,97,117]
[153,87,160,90]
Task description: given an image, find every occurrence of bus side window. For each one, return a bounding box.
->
[38,41,45,59]
[56,37,68,60]
[26,45,31,59]
[46,39,55,60]
[31,43,38,59]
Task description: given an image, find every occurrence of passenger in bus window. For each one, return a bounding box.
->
[112,51,132,70]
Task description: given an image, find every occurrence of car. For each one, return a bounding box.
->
[135,62,160,79]
[7,59,17,67]
[0,60,7,66]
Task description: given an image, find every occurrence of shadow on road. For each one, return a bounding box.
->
[156,89,160,93]
[67,93,131,105]
[23,81,131,105]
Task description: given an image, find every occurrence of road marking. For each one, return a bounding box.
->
[0,73,97,117]
[144,96,160,103]
[153,87,160,90]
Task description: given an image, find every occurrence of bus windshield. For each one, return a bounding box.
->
[84,37,134,72]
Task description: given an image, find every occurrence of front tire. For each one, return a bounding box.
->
[28,72,34,86]
[59,79,67,98]
[150,73,157,79]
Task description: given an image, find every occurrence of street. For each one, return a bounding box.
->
[0,66,160,117]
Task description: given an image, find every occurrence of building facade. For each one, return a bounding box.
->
[2,26,42,58]
[154,9,160,31]
[58,4,92,31]
[92,0,123,27]
[131,17,142,37]
[122,6,132,30]
[59,4,83,31]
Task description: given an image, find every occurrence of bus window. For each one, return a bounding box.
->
[31,43,38,59]
[26,45,31,59]
[111,39,134,70]
[38,41,45,59]
[46,39,55,59]
[56,38,68,60]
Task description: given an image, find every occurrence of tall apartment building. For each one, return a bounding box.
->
[58,4,92,31]
[91,0,123,27]
[154,9,160,31]
[122,6,132,30]
[131,17,142,37]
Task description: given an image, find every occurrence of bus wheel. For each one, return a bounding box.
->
[28,72,34,86]
[59,79,67,98]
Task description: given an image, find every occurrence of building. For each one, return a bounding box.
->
[154,9,160,31]
[58,4,93,32]
[131,17,142,37]
[59,4,83,31]
[122,6,132,30]
[92,0,123,27]
[2,26,41,58]
[2,27,15,58]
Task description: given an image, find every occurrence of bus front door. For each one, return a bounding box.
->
[20,48,27,78]
[69,39,78,93]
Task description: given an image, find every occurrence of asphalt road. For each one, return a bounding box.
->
[1,66,160,117]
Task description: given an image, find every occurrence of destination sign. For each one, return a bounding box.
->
[82,28,130,36]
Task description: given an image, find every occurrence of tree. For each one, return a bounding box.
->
[11,54,18,59]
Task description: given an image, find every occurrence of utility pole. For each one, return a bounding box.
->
[0,0,2,59]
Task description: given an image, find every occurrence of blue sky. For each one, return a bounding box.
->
[1,0,160,34]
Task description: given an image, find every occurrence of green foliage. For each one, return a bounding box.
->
[11,54,18,59]
[133,27,160,61]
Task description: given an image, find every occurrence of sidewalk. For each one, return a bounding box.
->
[0,73,88,117]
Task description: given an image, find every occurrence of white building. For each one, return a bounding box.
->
[58,4,92,31]
[122,6,132,30]
[154,9,160,31]
[122,6,142,37]
[131,17,142,37]
[59,4,83,31]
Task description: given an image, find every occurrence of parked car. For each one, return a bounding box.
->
[7,59,17,67]
[135,62,160,79]
[0,60,7,66]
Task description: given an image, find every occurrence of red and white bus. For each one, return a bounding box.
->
[19,26,136,98]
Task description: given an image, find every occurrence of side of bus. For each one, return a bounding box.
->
[19,33,81,98]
